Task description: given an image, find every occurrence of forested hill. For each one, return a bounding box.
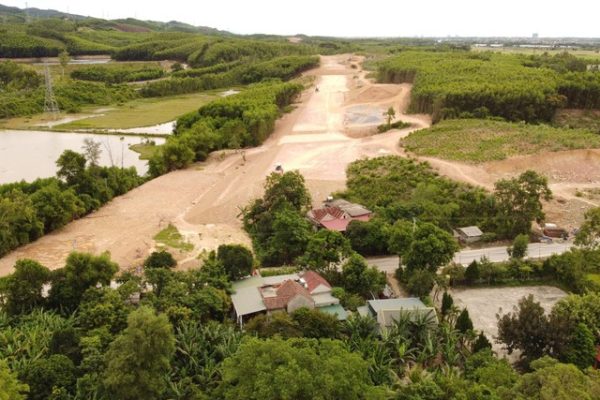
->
[0,3,227,35]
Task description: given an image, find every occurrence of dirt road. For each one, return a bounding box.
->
[0,54,430,274]
[1,53,593,275]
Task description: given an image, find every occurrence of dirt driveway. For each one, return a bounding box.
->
[450,286,567,359]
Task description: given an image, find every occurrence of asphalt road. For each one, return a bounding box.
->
[366,242,573,273]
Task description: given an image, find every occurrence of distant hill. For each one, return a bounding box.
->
[0,3,230,35]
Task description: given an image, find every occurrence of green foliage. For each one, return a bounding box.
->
[377,119,410,133]
[153,224,193,251]
[0,148,142,256]
[48,252,119,313]
[575,207,600,250]
[291,308,341,339]
[509,234,529,259]
[404,222,458,272]
[23,354,75,400]
[456,309,474,333]
[144,250,177,269]
[405,269,436,298]
[243,171,312,267]
[441,292,454,317]
[472,332,492,353]
[562,323,596,370]
[0,359,28,400]
[77,287,132,334]
[346,219,390,256]
[219,337,375,400]
[299,229,352,273]
[141,55,318,97]
[245,312,302,339]
[497,295,570,365]
[465,260,480,284]
[150,82,302,175]
[71,63,165,83]
[513,356,600,400]
[0,61,41,91]
[103,306,175,400]
[1,259,50,316]
[494,170,552,238]
[216,244,254,280]
[341,156,496,236]
[341,254,386,297]
[378,51,564,123]
[551,292,600,340]
[402,119,600,163]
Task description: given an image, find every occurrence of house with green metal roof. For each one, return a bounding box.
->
[231,270,348,326]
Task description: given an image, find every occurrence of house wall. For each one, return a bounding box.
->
[287,295,315,313]
[460,234,481,244]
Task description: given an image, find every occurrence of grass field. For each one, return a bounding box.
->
[554,109,600,133]
[56,92,217,130]
[129,143,160,160]
[154,224,194,251]
[402,119,600,163]
[587,273,600,285]
[0,91,218,131]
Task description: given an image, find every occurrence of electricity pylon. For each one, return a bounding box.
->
[43,64,60,118]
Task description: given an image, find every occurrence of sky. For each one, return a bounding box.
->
[4,0,600,38]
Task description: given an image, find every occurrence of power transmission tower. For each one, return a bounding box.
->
[24,2,30,24]
[43,64,60,117]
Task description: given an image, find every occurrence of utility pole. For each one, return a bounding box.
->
[43,64,60,118]
[120,136,124,169]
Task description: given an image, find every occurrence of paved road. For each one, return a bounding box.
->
[367,242,573,273]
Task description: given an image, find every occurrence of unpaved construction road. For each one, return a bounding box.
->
[0,55,431,274]
[2,53,596,275]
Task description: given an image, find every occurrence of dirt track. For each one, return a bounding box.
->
[2,53,594,275]
[0,55,430,274]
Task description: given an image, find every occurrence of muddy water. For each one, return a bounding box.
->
[0,130,165,183]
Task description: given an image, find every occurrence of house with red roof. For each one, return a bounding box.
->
[231,270,348,326]
[307,198,372,232]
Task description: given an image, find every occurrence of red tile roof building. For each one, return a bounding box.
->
[307,199,372,232]
[260,280,314,311]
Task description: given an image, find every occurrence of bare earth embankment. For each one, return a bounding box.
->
[0,54,430,274]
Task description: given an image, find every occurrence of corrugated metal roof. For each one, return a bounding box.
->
[318,304,348,320]
[368,298,427,313]
[231,286,267,316]
[457,226,483,237]
[312,292,340,307]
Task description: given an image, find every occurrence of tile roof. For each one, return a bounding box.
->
[307,200,372,232]
[301,270,331,293]
[309,206,347,222]
[261,280,314,310]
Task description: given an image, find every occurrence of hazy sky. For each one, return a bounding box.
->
[4,0,600,37]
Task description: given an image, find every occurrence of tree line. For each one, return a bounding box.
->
[1,242,599,399]
[377,50,600,123]
[139,55,318,97]
[70,63,165,84]
[147,81,304,175]
[0,147,141,257]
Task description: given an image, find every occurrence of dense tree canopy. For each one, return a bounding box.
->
[103,306,175,400]
[219,338,378,400]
